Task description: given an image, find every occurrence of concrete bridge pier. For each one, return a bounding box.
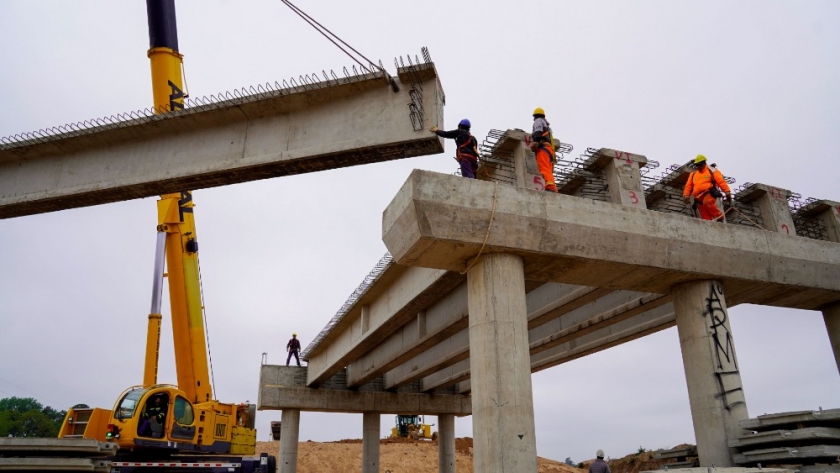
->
[279,409,301,473]
[825,303,840,376]
[467,253,538,473]
[438,414,456,473]
[817,202,840,375]
[362,412,380,473]
[673,280,749,467]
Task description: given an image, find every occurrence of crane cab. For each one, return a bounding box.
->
[93,385,256,455]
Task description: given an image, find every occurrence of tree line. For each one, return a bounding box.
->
[0,397,87,438]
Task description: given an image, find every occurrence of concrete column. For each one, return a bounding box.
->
[753,185,796,235]
[438,414,456,473]
[362,412,380,473]
[824,303,840,376]
[513,137,546,191]
[602,150,647,209]
[673,281,749,467]
[467,253,537,472]
[279,409,300,473]
[818,202,840,374]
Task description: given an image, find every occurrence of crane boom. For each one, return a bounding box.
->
[140,0,213,405]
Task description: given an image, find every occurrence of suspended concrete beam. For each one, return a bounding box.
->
[0,66,444,219]
[383,170,840,311]
[258,365,470,415]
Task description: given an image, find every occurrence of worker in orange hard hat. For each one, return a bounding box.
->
[682,154,732,221]
[286,332,301,366]
[530,107,557,192]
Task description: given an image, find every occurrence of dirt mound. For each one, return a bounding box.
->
[580,446,694,473]
[256,438,584,473]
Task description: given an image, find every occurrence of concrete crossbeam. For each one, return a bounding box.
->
[258,365,471,415]
[383,170,840,310]
[0,67,444,219]
[304,266,463,387]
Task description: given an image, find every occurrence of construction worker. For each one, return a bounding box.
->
[430,119,479,179]
[682,154,732,221]
[286,332,301,366]
[589,449,611,473]
[139,395,167,438]
[530,108,557,192]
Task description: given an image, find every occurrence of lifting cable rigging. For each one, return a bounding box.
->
[279,0,382,73]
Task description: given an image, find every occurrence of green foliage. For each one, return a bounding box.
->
[637,446,646,454]
[0,397,69,438]
[0,397,43,413]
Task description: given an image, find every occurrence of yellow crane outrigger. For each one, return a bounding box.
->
[59,0,257,457]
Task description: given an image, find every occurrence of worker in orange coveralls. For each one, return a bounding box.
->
[683,154,732,221]
[530,107,557,192]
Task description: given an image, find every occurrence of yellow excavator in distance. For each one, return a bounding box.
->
[390,415,437,440]
[57,0,258,459]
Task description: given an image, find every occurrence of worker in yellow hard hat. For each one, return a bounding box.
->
[286,332,302,366]
[530,107,557,192]
[683,154,732,221]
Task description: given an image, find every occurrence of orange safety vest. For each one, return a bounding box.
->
[683,166,730,198]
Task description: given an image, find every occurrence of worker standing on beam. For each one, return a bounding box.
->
[286,332,301,366]
[430,119,479,179]
[683,154,732,221]
[530,108,557,192]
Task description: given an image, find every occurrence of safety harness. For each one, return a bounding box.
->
[456,132,478,162]
[534,130,556,164]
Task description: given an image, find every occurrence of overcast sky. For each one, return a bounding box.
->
[1,0,839,465]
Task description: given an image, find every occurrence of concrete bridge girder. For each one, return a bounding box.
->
[0,66,444,219]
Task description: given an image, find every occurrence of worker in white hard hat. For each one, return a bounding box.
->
[286,332,302,366]
[589,449,611,473]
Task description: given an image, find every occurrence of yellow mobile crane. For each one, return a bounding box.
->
[52,2,269,470]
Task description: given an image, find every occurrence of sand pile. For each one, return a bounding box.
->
[256,437,584,473]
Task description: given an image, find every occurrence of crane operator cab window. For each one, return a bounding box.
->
[138,393,169,438]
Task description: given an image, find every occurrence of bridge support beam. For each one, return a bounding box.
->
[362,412,380,473]
[438,414,456,473]
[673,280,748,467]
[279,409,300,473]
[467,253,537,473]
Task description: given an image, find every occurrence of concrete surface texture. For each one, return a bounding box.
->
[362,412,380,473]
[467,253,538,473]
[381,170,840,309]
[279,409,301,473]
[0,63,443,219]
[673,280,748,467]
[438,414,456,473]
[258,365,471,415]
